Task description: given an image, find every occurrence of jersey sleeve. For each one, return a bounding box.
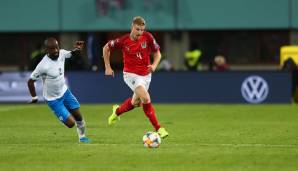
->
[147,32,160,52]
[107,37,123,50]
[30,61,44,81]
[60,49,72,59]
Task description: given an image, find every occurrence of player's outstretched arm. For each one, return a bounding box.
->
[103,43,114,77]
[70,41,84,56]
[148,50,161,73]
[74,41,84,50]
[27,79,38,103]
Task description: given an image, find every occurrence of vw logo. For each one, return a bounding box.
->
[241,76,269,103]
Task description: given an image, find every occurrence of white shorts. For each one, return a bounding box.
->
[123,72,152,91]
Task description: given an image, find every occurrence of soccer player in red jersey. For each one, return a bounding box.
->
[103,16,169,138]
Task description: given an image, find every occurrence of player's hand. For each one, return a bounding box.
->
[105,68,114,77]
[28,96,38,104]
[74,41,84,50]
[148,65,157,73]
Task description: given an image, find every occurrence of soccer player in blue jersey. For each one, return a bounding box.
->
[27,37,90,143]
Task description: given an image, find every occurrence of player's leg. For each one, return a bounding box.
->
[108,104,121,125]
[135,73,169,138]
[115,96,135,116]
[47,98,76,128]
[135,86,168,138]
[115,93,141,115]
[108,73,139,125]
[69,108,89,143]
[108,94,141,125]
[64,116,76,128]
[131,93,142,107]
[134,85,160,129]
[108,98,134,126]
[63,89,90,143]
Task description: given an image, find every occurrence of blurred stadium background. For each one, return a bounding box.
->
[0,0,298,103]
[1,0,298,170]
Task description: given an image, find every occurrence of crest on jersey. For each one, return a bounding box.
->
[59,68,62,75]
[141,42,147,49]
[110,40,115,47]
[33,73,40,79]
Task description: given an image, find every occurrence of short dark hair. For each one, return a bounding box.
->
[44,37,58,47]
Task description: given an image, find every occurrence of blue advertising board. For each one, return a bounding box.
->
[0,71,291,103]
[66,71,291,103]
[0,72,43,102]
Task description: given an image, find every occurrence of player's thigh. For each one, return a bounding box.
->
[123,72,137,91]
[134,85,151,103]
[142,74,152,90]
[132,93,142,106]
[47,99,73,125]
[123,72,151,91]
[135,74,151,91]
[132,93,139,102]
[63,89,80,110]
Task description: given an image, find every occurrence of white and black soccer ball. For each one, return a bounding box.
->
[142,131,161,148]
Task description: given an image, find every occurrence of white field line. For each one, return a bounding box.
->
[0,106,35,112]
[82,143,298,148]
[195,143,298,148]
[1,143,298,148]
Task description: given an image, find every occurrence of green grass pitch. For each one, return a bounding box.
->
[0,104,298,171]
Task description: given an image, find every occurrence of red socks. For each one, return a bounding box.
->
[116,98,134,116]
[116,98,161,131]
[143,103,161,131]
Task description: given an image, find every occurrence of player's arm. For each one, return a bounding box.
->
[74,41,84,49]
[148,50,161,73]
[27,79,38,103]
[147,32,161,73]
[65,41,85,58]
[72,41,84,55]
[103,43,114,77]
[28,63,43,103]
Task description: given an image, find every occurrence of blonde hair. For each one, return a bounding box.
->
[132,16,146,26]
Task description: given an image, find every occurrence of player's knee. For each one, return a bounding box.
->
[142,97,151,104]
[65,121,75,128]
[67,123,75,128]
[132,98,141,107]
[133,101,142,107]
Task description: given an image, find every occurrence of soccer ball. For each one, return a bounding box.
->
[142,131,161,148]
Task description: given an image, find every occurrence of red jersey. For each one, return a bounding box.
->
[108,31,160,76]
